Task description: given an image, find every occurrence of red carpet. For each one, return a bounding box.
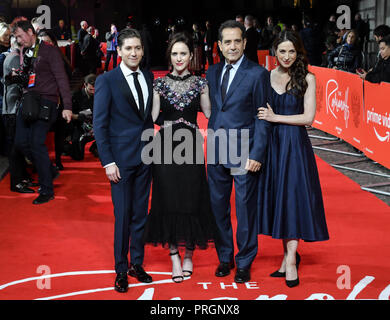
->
[0,113,389,300]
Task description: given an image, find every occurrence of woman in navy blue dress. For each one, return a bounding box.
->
[257,30,329,288]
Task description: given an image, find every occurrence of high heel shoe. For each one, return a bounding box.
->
[270,252,301,278]
[170,251,184,283]
[285,276,300,288]
[182,248,193,277]
[285,253,301,288]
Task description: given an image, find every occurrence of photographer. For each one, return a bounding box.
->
[2,35,36,193]
[68,73,96,160]
[357,35,390,83]
[11,19,72,205]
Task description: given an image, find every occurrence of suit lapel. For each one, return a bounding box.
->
[214,62,224,109]
[141,69,153,120]
[115,67,143,121]
[222,56,248,108]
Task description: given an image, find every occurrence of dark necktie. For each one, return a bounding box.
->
[132,72,145,119]
[221,64,233,103]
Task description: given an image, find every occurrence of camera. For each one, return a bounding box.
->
[4,68,29,87]
[4,52,34,87]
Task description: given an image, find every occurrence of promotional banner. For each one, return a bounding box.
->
[257,50,269,68]
[309,66,364,151]
[362,81,390,168]
[266,55,278,71]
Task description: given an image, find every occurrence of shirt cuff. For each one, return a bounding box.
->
[103,162,116,168]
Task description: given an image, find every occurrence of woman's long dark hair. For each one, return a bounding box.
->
[273,30,310,97]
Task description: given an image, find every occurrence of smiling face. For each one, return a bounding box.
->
[218,27,246,64]
[170,41,192,74]
[117,37,144,71]
[275,40,297,69]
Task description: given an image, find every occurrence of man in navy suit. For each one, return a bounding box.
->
[206,20,272,283]
[93,28,154,293]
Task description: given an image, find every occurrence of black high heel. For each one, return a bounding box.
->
[286,276,300,288]
[270,252,301,278]
[170,251,184,283]
[285,253,301,288]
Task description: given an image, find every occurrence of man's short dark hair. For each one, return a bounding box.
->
[10,19,35,35]
[84,73,96,86]
[117,28,143,48]
[374,24,390,38]
[218,20,246,42]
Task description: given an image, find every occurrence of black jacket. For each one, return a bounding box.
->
[244,27,259,64]
[366,57,390,83]
[327,44,362,73]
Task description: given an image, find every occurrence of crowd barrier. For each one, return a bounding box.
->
[306,65,389,169]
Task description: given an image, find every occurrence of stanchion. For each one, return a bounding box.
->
[361,182,390,196]
[309,135,339,141]
[312,146,365,157]
[331,164,390,178]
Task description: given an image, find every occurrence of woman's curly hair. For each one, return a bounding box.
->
[273,30,310,97]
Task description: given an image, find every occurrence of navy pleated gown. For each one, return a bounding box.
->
[258,88,329,242]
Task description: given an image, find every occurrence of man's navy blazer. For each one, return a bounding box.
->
[93,66,154,168]
[206,55,272,167]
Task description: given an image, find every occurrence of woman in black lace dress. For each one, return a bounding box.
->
[143,32,217,283]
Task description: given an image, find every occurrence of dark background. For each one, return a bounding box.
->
[1,0,360,68]
[3,0,358,32]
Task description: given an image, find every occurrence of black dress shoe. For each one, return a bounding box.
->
[11,183,35,194]
[234,268,251,283]
[128,264,153,283]
[33,194,54,205]
[22,179,40,187]
[215,262,235,277]
[114,272,128,293]
[24,181,40,187]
